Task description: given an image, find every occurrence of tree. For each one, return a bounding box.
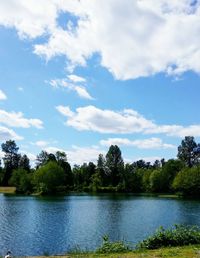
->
[34,161,65,194]
[73,164,83,190]
[173,166,200,196]
[123,163,143,192]
[153,160,161,169]
[55,151,73,187]
[97,154,106,185]
[161,159,183,191]
[1,140,20,185]
[142,168,152,192]
[177,136,197,167]
[36,150,50,168]
[19,154,30,172]
[90,173,102,192]
[55,151,67,163]
[149,169,165,192]
[105,145,124,186]
[9,168,33,193]
[132,159,150,169]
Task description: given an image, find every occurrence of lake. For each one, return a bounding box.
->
[0,193,200,256]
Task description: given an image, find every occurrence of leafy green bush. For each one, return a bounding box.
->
[173,166,200,196]
[96,235,131,253]
[137,225,200,249]
[34,161,65,194]
[9,168,33,193]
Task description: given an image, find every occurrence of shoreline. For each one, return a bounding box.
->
[3,245,200,258]
[0,187,180,198]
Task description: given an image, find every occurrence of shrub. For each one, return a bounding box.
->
[9,168,33,193]
[96,235,131,253]
[34,161,65,194]
[137,225,200,249]
[173,166,200,196]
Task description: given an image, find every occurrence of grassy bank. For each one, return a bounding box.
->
[0,186,16,193]
[24,245,200,257]
[69,245,200,257]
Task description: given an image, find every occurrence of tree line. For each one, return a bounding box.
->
[0,136,200,196]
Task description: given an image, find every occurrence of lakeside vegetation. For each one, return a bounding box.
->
[65,245,200,258]
[2,245,200,258]
[0,136,200,196]
[52,225,200,257]
[0,225,199,257]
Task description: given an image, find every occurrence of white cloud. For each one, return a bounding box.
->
[56,105,155,133]
[0,150,4,159]
[35,141,48,147]
[48,77,94,100]
[0,0,58,39]
[56,105,74,118]
[45,146,66,154]
[74,86,94,100]
[0,109,43,129]
[45,145,105,165]
[100,137,175,149]
[56,105,200,137]
[68,74,86,83]
[21,150,36,162]
[1,1,200,79]
[146,125,200,138]
[0,126,23,141]
[27,153,36,162]
[0,90,7,100]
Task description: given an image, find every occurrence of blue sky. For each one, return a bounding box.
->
[0,0,200,165]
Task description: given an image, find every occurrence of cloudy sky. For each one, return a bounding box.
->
[0,0,200,165]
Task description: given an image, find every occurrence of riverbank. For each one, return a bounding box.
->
[15,245,200,257]
[0,187,181,198]
[0,186,16,193]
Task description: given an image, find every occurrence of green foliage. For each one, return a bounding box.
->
[137,225,200,249]
[123,164,143,192]
[1,137,200,196]
[177,136,198,167]
[96,235,131,253]
[149,169,163,192]
[161,159,183,191]
[34,161,65,194]
[173,165,200,196]
[105,145,124,186]
[18,154,30,171]
[1,140,20,185]
[90,172,102,192]
[9,168,33,193]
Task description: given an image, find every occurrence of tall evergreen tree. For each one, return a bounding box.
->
[1,140,20,185]
[19,154,30,172]
[105,145,124,186]
[177,136,197,167]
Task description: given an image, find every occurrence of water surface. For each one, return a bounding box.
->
[0,193,200,255]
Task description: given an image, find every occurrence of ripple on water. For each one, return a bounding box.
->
[1,194,200,256]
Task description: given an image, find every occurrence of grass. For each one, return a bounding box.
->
[23,245,200,257]
[0,186,16,193]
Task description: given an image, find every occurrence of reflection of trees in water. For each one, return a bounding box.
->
[95,196,123,242]
[32,196,71,254]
